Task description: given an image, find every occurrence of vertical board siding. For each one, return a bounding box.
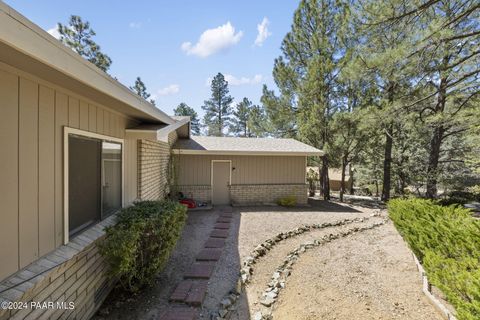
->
[38,85,56,256]
[18,77,39,268]
[79,100,89,131]
[0,64,138,281]
[68,97,79,128]
[177,155,306,186]
[54,92,68,247]
[0,70,20,280]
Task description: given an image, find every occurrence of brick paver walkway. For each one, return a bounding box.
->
[161,207,233,320]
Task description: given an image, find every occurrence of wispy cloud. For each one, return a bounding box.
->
[181,22,243,58]
[254,17,271,46]
[154,84,180,98]
[47,26,61,39]
[129,22,142,29]
[205,74,263,86]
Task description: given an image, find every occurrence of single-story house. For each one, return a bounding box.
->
[0,3,322,320]
[173,136,323,206]
[307,166,353,192]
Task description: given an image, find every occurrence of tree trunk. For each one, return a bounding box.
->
[349,165,354,195]
[381,125,393,202]
[375,180,379,197]
[426,126,444,198]
[320,157,330,200]
[340,158,346,202]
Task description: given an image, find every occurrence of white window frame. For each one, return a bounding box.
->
[63,127,125,244]
[210,160,232,203]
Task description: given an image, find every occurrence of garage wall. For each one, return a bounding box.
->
[176,154,306,185]
[0,62,138,281]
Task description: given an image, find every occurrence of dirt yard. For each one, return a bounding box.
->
[95,200,443,320]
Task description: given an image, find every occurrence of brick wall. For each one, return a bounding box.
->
[137,139,171,200]
[174,185,211,203]
[230,184,308,206]
[0,216,116,320]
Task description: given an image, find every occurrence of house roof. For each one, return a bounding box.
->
[0,3,174,125]
[126,117,190,142]
[173,136,324,156]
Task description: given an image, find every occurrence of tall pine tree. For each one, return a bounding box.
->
[130,77,155,105]
[174,103,201,135]
[202,73,233,136]
[57,15,112,72]
[230,98,253,137]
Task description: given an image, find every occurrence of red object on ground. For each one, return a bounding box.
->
[179,199,196,208]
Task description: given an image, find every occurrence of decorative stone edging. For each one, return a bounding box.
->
[211,211,384,319]
[254,218,388,320]
[411,250,457,320]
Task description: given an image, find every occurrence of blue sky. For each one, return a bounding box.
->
[5,0,299,117]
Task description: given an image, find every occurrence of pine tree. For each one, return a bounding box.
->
[230,98,252,137]
[202,73,233,136]
[57,15,112,72]
[130,77,155,105]
[261,0,350,200]
[174,103,201,135]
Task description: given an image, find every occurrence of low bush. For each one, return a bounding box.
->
[277,195,297,207]
[100,200,187,292]
[388,198,480,320]
[438,188,480,206]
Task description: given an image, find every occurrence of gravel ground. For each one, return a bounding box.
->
[95,200,443,320]
[272,223,442,320]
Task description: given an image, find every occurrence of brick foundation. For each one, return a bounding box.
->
[230,184,308,206]
[175,185,211,203]
[0,216,116,320]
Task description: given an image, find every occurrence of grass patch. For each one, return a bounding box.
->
[388,198,480,320]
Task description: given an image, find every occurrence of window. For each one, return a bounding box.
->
[65,128,123,241]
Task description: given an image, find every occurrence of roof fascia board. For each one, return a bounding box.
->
[0,3,174,125]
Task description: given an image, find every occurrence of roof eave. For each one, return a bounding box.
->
[172,149,324,156]
[0,3,175,125]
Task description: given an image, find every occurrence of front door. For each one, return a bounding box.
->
[212,161,231,205]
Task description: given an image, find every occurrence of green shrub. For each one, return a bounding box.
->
[277,195,297,207]
[388,199,480,320]
[100,200,187,292]
[438,189,480,206]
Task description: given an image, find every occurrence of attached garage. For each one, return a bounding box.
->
[172,136,323,206]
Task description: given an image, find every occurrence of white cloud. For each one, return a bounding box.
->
[47,26,61,39]
[129,22,142,29]
[181,22,243,58]
[155,84,180,97]
[205,74,263,86]
[254,17,271,46]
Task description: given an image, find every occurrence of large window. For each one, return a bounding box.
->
[66,128,123,239]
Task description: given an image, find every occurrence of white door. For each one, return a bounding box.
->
[212,161,231,205]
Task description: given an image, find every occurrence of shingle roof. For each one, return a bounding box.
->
[173,136,323,156]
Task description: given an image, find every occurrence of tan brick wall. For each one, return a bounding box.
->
[0,217,116,320]
[137,139,171,200]
[230,184,308,206]
[174,185,211,203]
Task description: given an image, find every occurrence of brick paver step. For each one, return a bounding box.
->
[214,222,230,230]
[184,263,215,279]
[196,248,223,261]
[216,217,231,223]
[220,212,233,218]
[210,229,229,238]
[169,280,193,302]
[160,306,198,320]
[185,280,209,306]
[204,238,225,249]
[221,207,233,213]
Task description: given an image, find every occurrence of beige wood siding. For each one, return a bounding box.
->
[176,155,306,185]
[0,62,139,280]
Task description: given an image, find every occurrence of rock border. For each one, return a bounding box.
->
[410,250,458,320]
[211,211,384,319]
[254,218,388,320]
